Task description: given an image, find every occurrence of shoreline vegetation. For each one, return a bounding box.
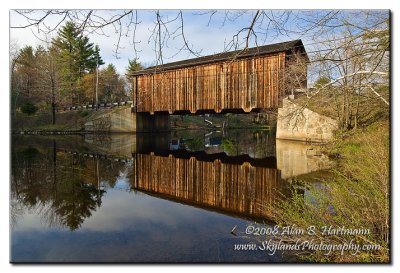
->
[265,82,390,263]
[273,119,389,263]
[11,107,131,134]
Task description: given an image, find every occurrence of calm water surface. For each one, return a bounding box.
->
[10,130,332,262]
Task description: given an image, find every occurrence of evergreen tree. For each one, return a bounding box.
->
[125,58,143,98]
[53,21,102,105]
[314,76,331,89]
[92,45,105,71]
[126,58,143,77]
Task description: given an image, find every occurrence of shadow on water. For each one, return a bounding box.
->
[10,130,333,262]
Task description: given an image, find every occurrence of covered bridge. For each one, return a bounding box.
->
[131,39,308,114]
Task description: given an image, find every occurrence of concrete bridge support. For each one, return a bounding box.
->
[276,98,338,143]
[84,107,170,133]
[83,97,337,142]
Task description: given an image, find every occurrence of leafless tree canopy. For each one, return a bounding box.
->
[10,10,387,59]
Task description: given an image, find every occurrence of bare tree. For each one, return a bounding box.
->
[35,45,62,124]
[306,18,389,129]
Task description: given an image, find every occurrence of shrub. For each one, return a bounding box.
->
[21,102,38,115]
[79,110,89,117]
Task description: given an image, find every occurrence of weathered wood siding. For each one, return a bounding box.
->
[134,153,287,220]
[134,52,286,113]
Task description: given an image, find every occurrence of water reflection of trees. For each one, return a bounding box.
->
[11,139,132,230]
[10,132,287,231]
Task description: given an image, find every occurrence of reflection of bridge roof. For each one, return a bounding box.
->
[138,150,276,168]
[131,39,307,76]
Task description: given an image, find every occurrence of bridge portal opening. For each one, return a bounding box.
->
[170,112,277,131]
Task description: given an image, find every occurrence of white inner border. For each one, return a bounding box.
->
[2,1,398,272]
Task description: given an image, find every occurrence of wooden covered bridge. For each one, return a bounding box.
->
[131,39,308,115]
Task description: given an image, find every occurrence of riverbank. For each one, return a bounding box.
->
[12,109,109,133]
[12,109,276,134]
[273,120,389,262]
[12,106,139,134]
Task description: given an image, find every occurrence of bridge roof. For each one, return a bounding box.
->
[131,39,307,76]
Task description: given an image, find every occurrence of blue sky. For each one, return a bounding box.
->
[10,10,296,74]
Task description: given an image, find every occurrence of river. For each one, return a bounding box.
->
[10,130,332,262]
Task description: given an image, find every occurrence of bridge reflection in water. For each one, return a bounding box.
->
[11,131,334,262]
[134,153,284,221]
[12,131,333,227]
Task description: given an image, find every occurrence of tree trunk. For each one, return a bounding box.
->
[52,102,56,125]
[50,64,56,125]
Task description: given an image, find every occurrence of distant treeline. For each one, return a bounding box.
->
[11,21,143,122]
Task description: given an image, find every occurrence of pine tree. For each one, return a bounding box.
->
[126,58,143,77]
[53,21,103,105]
[126,58,143,99]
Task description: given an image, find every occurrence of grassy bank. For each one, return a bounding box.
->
[11,107,130,132]
[273,120,389,262]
